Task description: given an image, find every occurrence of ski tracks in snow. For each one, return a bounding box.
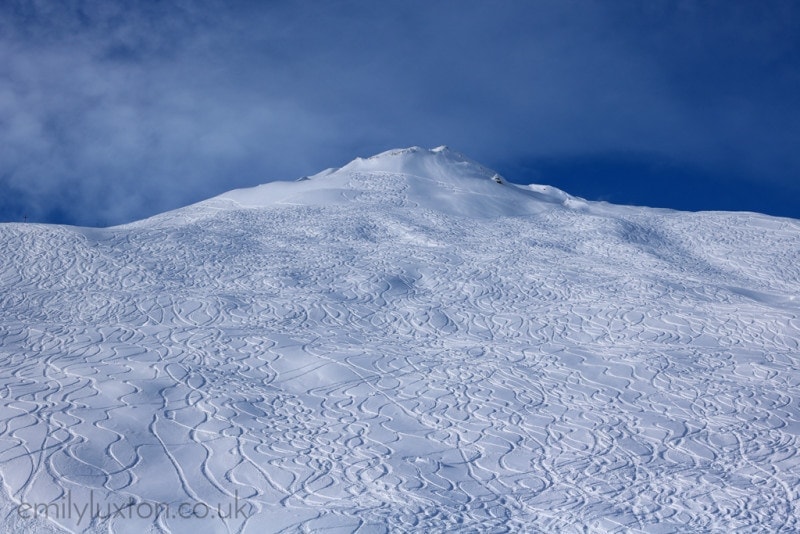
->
[1,180,800,532]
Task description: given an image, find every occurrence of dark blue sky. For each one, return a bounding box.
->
[1,1,798,226]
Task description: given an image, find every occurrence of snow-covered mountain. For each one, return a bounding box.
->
[1,146,799,532]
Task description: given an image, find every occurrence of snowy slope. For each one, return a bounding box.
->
[1,146,799,533]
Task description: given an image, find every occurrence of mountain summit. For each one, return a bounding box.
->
[336,145,500,181]
[213,146,578,218]
[0,147,799,532]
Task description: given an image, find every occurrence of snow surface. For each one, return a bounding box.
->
[1,146,800,532]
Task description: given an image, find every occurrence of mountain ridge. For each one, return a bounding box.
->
[129,146,582,227]
[105,146,799,230]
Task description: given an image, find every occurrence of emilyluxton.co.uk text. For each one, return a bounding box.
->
[17,490,254,525]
